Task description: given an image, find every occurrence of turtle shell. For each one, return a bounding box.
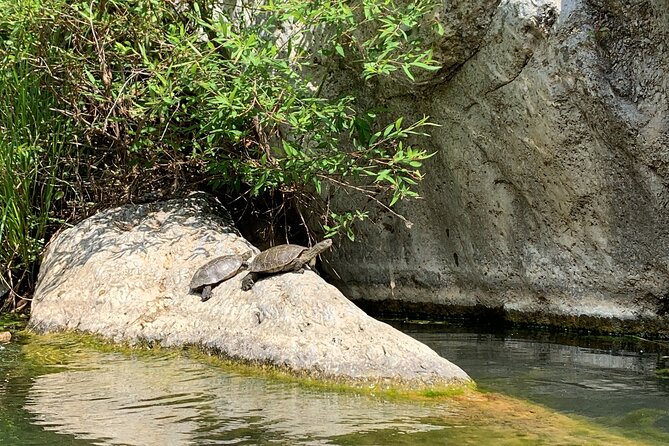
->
[189,254,245,291]
[248,244,308,274]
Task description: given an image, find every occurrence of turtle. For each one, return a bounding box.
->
[241,239,333,291]
[190,252,251,302]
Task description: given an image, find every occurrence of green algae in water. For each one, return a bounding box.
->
[598,409,669,445]
[0,313,27,332]
[332,393,666,446]
[0,335,95,446]
[21,330,474,399]
[3,330,668,445]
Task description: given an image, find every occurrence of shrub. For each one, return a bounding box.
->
[0,0,442,307]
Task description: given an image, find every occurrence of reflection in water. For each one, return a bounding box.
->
[24,353,443,445]
[402,326,669,432]
[4,326,669,445]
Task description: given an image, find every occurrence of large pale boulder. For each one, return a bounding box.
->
[327,0,669,334]
[29,195,471,388]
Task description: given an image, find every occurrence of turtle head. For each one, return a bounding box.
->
[239,249,254,267]
[305,239,333,259]
[314,239,333,252]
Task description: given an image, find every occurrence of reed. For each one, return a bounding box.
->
[0,62,68,308]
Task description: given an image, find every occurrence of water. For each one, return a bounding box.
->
[395,322,669,436]
[1,322,668,445]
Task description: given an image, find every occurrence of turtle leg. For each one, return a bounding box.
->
[241,272,258,291]
[201,285,213,302]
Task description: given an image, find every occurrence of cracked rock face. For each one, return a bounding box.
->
[29,196,471,388]
[328,0,669,333]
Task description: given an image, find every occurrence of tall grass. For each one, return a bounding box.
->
[0,62,68,309]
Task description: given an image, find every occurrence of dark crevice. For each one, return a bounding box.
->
[483,52,533,96]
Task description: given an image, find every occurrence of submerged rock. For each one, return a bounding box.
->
[29,195,471,388]
[0,331,11,343]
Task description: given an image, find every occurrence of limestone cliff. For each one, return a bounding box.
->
[327,0,669,333]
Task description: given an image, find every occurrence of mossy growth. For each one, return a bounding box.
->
[191,348,476,401]
[15,329,669,445]
[0,313,27,332]
[20,329,475,401]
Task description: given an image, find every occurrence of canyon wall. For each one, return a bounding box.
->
[328,0,669,332]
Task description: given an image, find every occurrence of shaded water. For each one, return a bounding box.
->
[1,321,668,445]
[396,322,669,437]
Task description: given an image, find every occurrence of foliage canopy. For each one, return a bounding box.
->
[0,0,442,307]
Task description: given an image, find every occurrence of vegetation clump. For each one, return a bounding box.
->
[0,0,444,310]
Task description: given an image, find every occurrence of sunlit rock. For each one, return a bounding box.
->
[29,195,471,388]
[328,0,669,334]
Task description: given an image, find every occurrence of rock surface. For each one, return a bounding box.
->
[327,0,669,333]
[29,196,471,388]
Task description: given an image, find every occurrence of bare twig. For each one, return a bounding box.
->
[317,174,414,228]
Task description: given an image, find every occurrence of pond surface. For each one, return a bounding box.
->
[395,321,669,436]
[1,320,668,445]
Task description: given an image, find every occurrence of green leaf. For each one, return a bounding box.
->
[390,192,400,207]
[282,140,297,157]
[411,61,441,71]
[383,123,394,138]
[83,69,97,85]
[402,64,415,80]
[376,169,392,183]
